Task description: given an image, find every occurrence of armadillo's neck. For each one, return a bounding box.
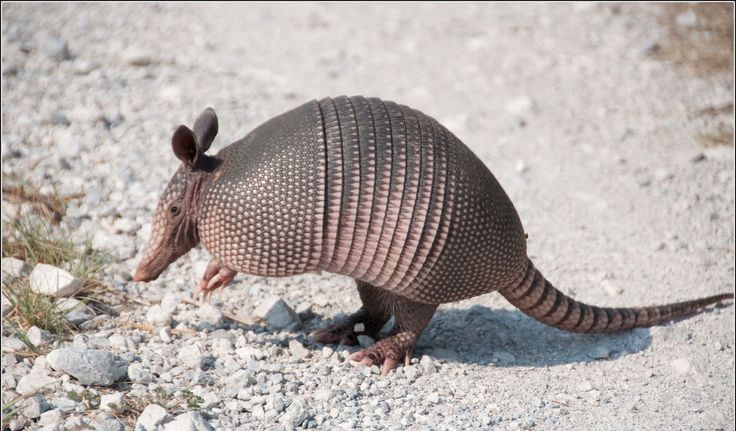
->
[188,154,222,241]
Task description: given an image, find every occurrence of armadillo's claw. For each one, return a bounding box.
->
[345,333,416,375]
[194,260,237,303]
[308,324,358,345]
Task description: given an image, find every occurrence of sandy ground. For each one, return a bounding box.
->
[1,3,734,430]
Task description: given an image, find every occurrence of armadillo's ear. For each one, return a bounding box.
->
[193,107,218,153]
[172,125,199,168]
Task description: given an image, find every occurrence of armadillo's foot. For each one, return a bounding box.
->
[308,308,384,346]
[194,259,237,302]
[347,332,416,376]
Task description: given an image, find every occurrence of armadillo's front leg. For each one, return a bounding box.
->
[194,259,237,301]
[309,281,391,345]
[348,295,437,375]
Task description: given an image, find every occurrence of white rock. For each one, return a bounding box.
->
[162,411,213,431]
[420,355,437,373]
[601,280,623,297]
[16,372,57,396]
[321,346,334,359]
[21,394,45,418]
[145,304,171,327]
[123,49,152,66]
[676,9,697,27]
[427,392,440,404]
[235,346,264,360]
[108,334,127,350]
[27,326,53,347]
[135,404,169,431]
[94,413,126,431]
[159,327,172,343]
[178,344,205,369]
[506,95,535,115]
[197,303,224,327]
[29,264,82,297]
[112,218,140,234]
[38,409,63,426]
[100,392,124,411]
[671,357,692,375]
[1,257,30,278]
[253,296,301,329]
[404,365,420,382]
[288,339,311,359]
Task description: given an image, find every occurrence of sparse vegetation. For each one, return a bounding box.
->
[1,175,110,341]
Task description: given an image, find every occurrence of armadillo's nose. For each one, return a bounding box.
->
[133,265,156,283]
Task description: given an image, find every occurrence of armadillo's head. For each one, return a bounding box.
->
[134,108,220,282]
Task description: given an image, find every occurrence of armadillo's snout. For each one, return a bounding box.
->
[133,246,176,282]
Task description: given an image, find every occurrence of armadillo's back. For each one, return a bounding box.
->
[316,96,527,303]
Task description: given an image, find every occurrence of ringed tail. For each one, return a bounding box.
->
[499,259,733,333]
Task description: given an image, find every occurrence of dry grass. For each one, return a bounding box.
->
[2,172,83,224]
[648,3,734,77]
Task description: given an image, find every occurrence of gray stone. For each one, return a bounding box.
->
[128,364,153,383]
[494,351,516,363]
[45,38,72,61]
[135,404,169,431]
[29,264,82,297]
[50,397,77,412]
[16,372,57,396]
[46,348,128,386]
[279,400,309,428]
[162,411,214,431]
[254,296,301,329]
[58,298,95,324]
[588,346,610,359]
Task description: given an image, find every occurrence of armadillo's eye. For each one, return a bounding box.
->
[170,205,180,216]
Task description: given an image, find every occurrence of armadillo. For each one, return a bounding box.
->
[134,96,732,374]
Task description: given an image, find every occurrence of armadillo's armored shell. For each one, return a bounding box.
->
[198,96,527,304]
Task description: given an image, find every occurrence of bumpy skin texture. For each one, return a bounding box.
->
[163,96,730,372]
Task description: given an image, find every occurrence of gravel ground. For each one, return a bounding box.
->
[1,3,734,430]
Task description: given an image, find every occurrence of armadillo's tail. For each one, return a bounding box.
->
[499,259,733,333]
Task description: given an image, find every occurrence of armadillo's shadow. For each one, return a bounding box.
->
[409,305,653,367]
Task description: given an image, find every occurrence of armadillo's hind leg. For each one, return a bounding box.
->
[194,259,237,302]
[309,281,391,345]
[348,295,437,376]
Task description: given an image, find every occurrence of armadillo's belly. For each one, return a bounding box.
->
[318,96,528,304]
